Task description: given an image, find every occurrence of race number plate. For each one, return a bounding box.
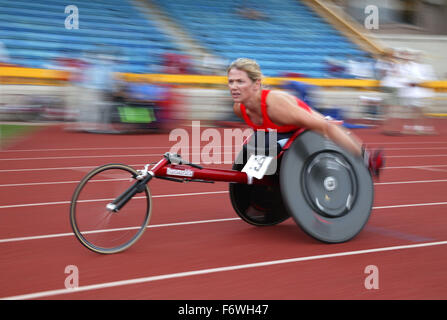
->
[242,155,274,180]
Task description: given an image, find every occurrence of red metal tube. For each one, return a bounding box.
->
[150,158,169,175]
[156,165,248,183]
[151,159,275,186]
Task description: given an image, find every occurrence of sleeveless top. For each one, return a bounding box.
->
[240,89,312,133]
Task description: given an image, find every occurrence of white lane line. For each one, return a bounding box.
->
[374,179,447,185]
[0,154,164,161]
[0,218,240,244]
[0,146,242,153]
[373,201,447,209]
[1,201,446,244]
[0,154,214,161]
[2,163,447,174]
[386,154,447,158]
[3,239,447,300]
[0,146,170,153]
[385,164,447,169]
[0,152,238,161]
[2,140,447,153]
[0,191,229,209]
[1,153,447,162]
[0,179,447,209]
[367,141,447,145]
[384,147,447,150]
[2,177,447,188]
[0,164,114,173]
[0,178,129,187]
[416,167,447,173]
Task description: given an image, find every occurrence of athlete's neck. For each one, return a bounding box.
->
[241,90,262,111]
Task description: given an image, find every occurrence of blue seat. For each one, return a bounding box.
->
[1,0,370,77]
[0,0,179,72]
[153,0,368,76]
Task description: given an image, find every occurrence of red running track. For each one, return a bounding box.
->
[0,122,447,300]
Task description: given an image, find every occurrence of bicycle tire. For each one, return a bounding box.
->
[70,164,152,254]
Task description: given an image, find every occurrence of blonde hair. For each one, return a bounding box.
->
[227,58,263,83]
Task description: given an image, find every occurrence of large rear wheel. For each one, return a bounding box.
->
[280,131,374,243]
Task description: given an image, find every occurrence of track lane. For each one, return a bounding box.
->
[2,163,447,187]
[1,124,446,300]
[1,178,447,241]
[1,204,446,299]
[3,152,447,170]
[25,243,447,300]
[1,161,447,239]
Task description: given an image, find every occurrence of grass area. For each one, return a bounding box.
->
[0,123,42,149]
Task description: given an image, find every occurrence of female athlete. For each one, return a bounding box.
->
[227,58,384,177]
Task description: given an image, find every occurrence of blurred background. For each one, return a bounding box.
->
[0,0,446,138]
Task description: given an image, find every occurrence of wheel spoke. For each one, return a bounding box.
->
[70,164,152,254]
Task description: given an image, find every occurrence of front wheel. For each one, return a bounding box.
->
[70,164,152,254]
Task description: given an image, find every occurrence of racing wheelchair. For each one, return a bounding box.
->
[70,128,374,254]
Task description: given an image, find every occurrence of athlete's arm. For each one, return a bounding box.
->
[265,91,362,157]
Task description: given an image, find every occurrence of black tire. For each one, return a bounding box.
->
[229,146,290,226]
[279,131,373,243]
[70,164,152,254]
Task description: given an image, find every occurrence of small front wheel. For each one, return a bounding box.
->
[70,164,152,254]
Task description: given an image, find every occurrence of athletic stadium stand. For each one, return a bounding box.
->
[150,0,372,77]
[0,0,372,77]
[0,0,180,73]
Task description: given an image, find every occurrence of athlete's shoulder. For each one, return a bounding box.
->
[265,89,297,104]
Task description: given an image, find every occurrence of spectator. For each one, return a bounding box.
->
[376,48,406,135]
[162,52,193,74]
[324,55,346,78]
[46,52,88,127]
[398,49,437,135]
[77,48,117,131]
[197,53,226,75]
[347,55,375,79]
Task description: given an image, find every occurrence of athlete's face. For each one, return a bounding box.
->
[228,68,260,103]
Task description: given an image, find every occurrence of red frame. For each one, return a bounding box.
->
[155,163,252,184]
[150,129,306,186]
